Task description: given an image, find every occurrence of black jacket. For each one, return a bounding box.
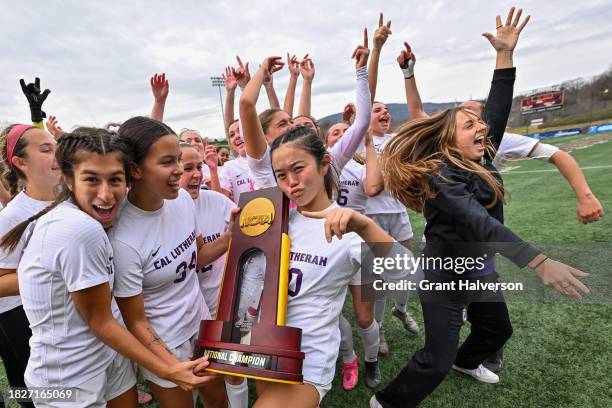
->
[423,68,540,270]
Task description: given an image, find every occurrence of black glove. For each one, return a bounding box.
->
[20,77,51,122]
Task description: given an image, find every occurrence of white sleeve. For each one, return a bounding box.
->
[330,66,371,172]
[246,145,277,189]
[529,142,559,161]
[497,133,539,159]
[0,218,23,269]
[111,239,145,298]
[347,233,363,273]
[219,164,233,192]
[58,222,111,292]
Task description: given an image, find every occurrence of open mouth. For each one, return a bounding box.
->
[474,135,485,148]
[168,181,180,191]
[186,181,201,194]
[92,203,115,223]
[379,116,390,126]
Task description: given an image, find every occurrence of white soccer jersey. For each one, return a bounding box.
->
[193,190,236,316]
[0,192,50,314]
[493,132,539,170]
[286,203,362,385]
[359,133,406,214]
[219,156,254,204]
[110,189,210,348]
[337,159,367,214]
[18,201,116,388]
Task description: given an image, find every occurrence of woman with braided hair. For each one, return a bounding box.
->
[1,128,213,407]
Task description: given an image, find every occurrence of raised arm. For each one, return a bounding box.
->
[239,57,284,159]
[263,68,281,110]
[46,115,65,139]
[297,54,315,116]
[20,77,50,129]
[368,13,392,102]
[330,29,371,171]
[397,42,427,119]
[283,53,300,116]
[222,66,238,137]
[482,7,530,148]
[150,73,169,122]
[203,145,223,194]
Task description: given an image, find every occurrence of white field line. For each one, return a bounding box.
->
[504,165,612,174]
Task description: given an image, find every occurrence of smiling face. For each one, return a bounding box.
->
[180,130,206,157]
[325,122,350,148]
[228,121,245,157]
[131,134,183,201]
[68,151,127,228]
[179,146,202,199]
[264,111,294,145]
[14,128,60,188]
[453,110,488,161]
[217,147,230,165]
[271,143,329,209]
[370,102,391,136]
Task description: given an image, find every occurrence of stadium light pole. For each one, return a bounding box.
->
[211,76,224,127]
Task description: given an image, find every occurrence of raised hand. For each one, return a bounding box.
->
[46,115,64,139]
[299,54,315,81]
[203,145,218,171]
[482,7,530,52]
[287,53,300,77]
[150,73,169,103]
[373,12,392,50]
[351,28,370,69]
[534,258,590,300]
[342,103,356,123]
[397,42,416,78]
[223,66,238,92]
[234,55,251,89]
[20,77,51,122]
[260,56,285,83]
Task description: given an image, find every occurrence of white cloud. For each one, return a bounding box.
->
[1,0,611,139]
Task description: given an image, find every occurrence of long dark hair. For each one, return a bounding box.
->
[270,126,339,200]
[0,128,131,251]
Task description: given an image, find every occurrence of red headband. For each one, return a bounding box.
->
[6,124,35,168]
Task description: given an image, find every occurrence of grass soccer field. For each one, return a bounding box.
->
[1,135,610,408]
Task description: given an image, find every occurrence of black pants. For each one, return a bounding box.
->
[375,286,513,408]
[0,305,34,408]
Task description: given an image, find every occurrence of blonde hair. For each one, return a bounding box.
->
[381,107,503,213]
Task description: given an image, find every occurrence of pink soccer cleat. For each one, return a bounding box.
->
[342,354,359,390]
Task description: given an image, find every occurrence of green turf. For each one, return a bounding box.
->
[1,140,611,408]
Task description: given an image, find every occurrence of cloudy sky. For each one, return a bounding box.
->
[1,0,611,140]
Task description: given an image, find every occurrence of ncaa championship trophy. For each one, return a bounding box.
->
[194,187,304,383]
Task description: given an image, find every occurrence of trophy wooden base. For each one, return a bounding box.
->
[194,320,304,384]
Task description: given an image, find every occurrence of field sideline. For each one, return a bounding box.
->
[1,135,610,408]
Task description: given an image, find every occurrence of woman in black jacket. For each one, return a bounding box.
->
[370,8,590,408]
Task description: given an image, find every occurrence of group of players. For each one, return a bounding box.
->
[0,6,604,408]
